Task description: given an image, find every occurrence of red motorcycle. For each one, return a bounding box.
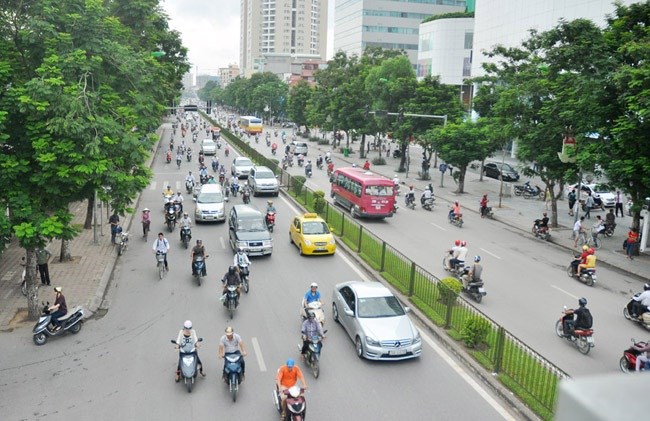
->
[165,150,172,163]
[266,211,276,232]
[555,307,594,355]
[620,338,649,373]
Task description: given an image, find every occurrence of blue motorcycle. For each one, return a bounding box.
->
[224,351,244,402]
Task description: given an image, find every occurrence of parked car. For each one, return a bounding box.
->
[228,205,273,256]
[483,162,520,181]
[248,166,279,196]
[200,139,217,155]
[231,157,255,178]
[332,281,422,361]
[565,183,616,208]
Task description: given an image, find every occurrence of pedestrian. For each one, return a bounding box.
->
[363,160,370,171]
[584,192,595,219]
[36,247,52,285]
[544,188,552,211]
[573,216,586,247]
[625,227,640,260]
[386,143,391,158]
[109,212,120,244]
[615,190,624,217]
[366,142,370,154]
[568,189,577,216]
[448,164,453,176]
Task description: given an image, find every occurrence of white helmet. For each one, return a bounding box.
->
[183,320,192,329]
[310,282,318,288]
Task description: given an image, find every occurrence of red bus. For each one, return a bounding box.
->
[330,167,396,218]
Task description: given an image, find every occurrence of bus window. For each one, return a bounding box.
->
[365,185,393,196]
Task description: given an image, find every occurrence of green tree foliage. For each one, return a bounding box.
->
[220,73,287,119]
[287,81,313,129]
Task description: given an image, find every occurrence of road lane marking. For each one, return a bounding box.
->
[149,181,157,190]
[429,222,447,231]
[337,251,370,282]
[420,331,515,420]
[220,236,226,249]
[251,337,267,372]
[551,284,578,300]
[480,248,502,260]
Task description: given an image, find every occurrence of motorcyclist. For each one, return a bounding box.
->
[163,184,174,197]
[631,283,650,318]
[301,282,321,319]
[48,286,67,330]
[174,191,184,214]
[421,184,433,205]
[479,194,489,217]
[449,240,468,271]
[222,266,242,302]
[605,208,616,232]
[577,248,596,277]
[191,239,207,276]
[166,149,172,162]
[175,320,205,381]
[276,359,308,419]
[297,153,305,166]
[218,326,248,381]
[199,165,209,183]
[462,256,483,287]
[562,297,593,337]
[301,310,325,361]
[176,151,183,166]
[304,160,312,176]
[326,160,334,176]
[316,154,323,169]
[179,212,192,241]
[230,175,239,195]
[234,248,251,269]
[211,156,219,171]
[362,160,370,171]
[198,150,205,165]
[271,142,278,154]
[449,201,462,222]
[185,171,195,187]
[266,200,276,213]
[571,245,590,274]
[405,185,416,207]
[447,240,461,270]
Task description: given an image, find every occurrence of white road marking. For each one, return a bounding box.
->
[219,237,226,249]
[3,288,13,300]
[420,331,516,420]
[337,251,370,282]
[480,248,502,260]
[429,222,447,231]
[251,337,267,372]
[149,181,157,191]
[551,284,579,300]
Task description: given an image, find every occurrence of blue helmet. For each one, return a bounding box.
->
[286,359,295,368]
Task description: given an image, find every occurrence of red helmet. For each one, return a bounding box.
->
[454,240,461,246]
[588,248,595,254]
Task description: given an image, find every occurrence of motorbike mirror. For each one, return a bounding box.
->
[323,329,328,335]
[198,338,203,342]
[192,197,197,202]
[170,340,177,344]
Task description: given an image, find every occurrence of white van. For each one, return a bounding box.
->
[194,184,227,222]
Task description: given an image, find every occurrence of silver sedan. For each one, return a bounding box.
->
[332,281,422,360]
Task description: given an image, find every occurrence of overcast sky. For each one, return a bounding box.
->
[161,0,335,76]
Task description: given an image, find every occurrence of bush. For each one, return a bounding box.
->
[371,157,386,165]
[418,171,431,180]
[309,136,320,143]
[292,175,307,196]
[317,138,330,145]
[313,190,326,214]
[438,277,462,304]
[460,316,490,348]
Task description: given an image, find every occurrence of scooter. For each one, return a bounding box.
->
[458,267,487,303]
[449,212,464,228]
[186,149,192,162]
[274,386,307,421]
[116,229,129,256]
[422,196,435,211]
[238,264,250,293]
[304,164,312,178]
[176,157,182,169]
[223,352,244,402]
[165,207,177,232]
[192,255,207,286]
[242,188,251,204]
[300,331,327,378]
[623,294,650,329]
[181,227,191,249]
[566,254,596,286]
[405,192,416,210]
[620,338,650,373]
[297,157,304,167]
[555,307,595,355]
[532,220,550,241]
[185,180,194,194]
[212,159,218,172]
[170,337,203,393]
[301,301,326,326]
[266,211,276,232]
[33,302,84,345]
[480,205,494,219]
[166,150,172,163]
[223,285,239,319]
[231,183,239,198]
[442,251,465,278]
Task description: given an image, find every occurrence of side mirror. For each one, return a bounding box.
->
[198,337,203,342]
[224,197,229,202]
[192,198,197,202]
[404,306,411,313]
[344,308,354,317]
[170,340,177,344]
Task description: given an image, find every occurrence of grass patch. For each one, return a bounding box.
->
[499,374,555,421]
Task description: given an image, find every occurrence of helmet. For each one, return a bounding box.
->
[578,297,587,307]
[237,248,244,253]
[543,212,547,216]
[225,326,233,335]
[286,359,295,368]
[474,255,481,262]
[310,282,318,288]
[461,241,467,247]
[588,248,595,255]
[307,311,315,319]
[645,283,650,291]
[183,320,192,329]
[454,240,461,246]
[183,212,188,216]
[143,208,150,212]
[582,245,589,251]
[228,266,236,275]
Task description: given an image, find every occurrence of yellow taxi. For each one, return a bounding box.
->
[289,213,336,255]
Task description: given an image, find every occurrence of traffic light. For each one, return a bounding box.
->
[398,107,404,123]
[206,100,212,114]
[364,105,370,119]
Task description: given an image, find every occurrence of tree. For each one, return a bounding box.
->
[287,81,313,130]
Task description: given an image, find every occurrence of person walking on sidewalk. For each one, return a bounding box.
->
[109,213,120,244]
[615,190,624,217]
[573,217,586,247]
[584,193,595,219]
[36,247,52,286]
[568,189,577,216]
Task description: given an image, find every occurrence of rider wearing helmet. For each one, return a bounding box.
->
[447,240,462,270]
[233,248,251,268]
[463,256,483,287]
[191,239,208,276]
[218,326,248,381]
[266,200,276,213]
[577,247,597,277]
[222,266,242,301]
[571,245,590,273]
[175,320,205,381]
[301,282,322,319]
[179,212,192,241]
[450,240,468,271]
[276,359,308,419]
[301,310,324,360]
[174,191,185,214]
[449,200,462,222]
[562,298,593,336]
[632,283,650,317]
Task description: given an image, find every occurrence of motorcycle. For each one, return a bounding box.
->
[266,211,276,232]
[301,301,325,327]
[180,227,192,249]
[297,157,304,167]
[274,386,307,421]
[165,207,177,232]
[219,172,225,185]
[116,230,129,256]
[224,352,244,402]
[457,267,487,303]
[176,157,182,169]
[33,302,84,345]
[620,338,650,373]
[480,206,494,219]
[242,188,251,204]
[304,165,312,178]
[422,196,435,211]
[623,294,650,329]
[555,307,594,355]
[212,159,218,172]
[192,256,206,286]
[185,180,194,194]
[603,222,616,237]
[266,138,271,147]
[566,254,597,286]
[166,150,172,163]
[523,185,543,199]
[327,164,334,177]
[405,192,416,210]
[532,220,551,241]
[238,264,250,293]
[217,140,222,149]
[316,159,323,170]
[223,285,239,319]
[449,212,464,228]
[231,183,239,198]
[442,251,465,278]
[186,149,192,162]
[272,146,277,155]
[300,331,327,378]
[170,337,203,393]
[192,133,197,143]
[225,147,230,157]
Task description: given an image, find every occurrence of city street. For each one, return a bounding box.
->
[0,123,516,420]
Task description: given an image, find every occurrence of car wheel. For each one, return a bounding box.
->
[299,244,304,256]
[332,303,339,323]
[355,337,364,359]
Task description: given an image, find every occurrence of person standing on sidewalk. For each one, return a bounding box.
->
[573,217,586,247]
[36,247,52,286]
[584,193,595,219]
[568,189,577,216]
[109,213,120,244]
[615,190,624,217]
[544,188,552,211]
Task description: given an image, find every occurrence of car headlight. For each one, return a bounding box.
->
[365,336,380,346]
[328,238,336,245]
[413,331,421,345]
[262,240,273,247]
[236,241,247,248]
[304,239,312,246]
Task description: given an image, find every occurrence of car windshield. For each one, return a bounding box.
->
[203,141,216,148]
[501,164,515,172]
[256,171,275,179]
[357,296,405,318]
[302,221,329,235]
[593,184,612,193]
[364,185,394,196]
[238,218,266,231]
[198,192,223,203]
[236,158,253,166]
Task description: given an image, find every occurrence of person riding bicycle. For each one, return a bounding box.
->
[141,208,151,238]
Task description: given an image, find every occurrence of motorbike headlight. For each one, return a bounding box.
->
[365,336,380,346]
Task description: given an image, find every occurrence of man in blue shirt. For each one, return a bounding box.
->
[301,283,321,319]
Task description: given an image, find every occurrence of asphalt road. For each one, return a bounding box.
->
[0,124,516,420]
[232,119,647,378]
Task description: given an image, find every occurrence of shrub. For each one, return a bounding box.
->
[418,171,431,180]
[317,138,330,145]
[371,157,386,165]
[313,190,326,214]
[292,175,307,196]
[309,136,320,143]
[438,277,462,304]
[460,316,491,348]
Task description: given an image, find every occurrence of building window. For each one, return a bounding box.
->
[464,32,473,50]
[420,32,432,52]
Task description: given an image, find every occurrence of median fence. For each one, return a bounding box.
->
[209,115,567,420]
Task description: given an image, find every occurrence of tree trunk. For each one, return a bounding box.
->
[360,133,366,159]
[455,166,467,194]
[397,142,407,172]
[84,193,94,229]
[59,239,72,262]
[25,248,41,320]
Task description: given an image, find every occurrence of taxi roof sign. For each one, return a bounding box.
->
[304,213,318,218]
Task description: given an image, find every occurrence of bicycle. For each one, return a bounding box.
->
[576,231,602,249]
[156,252,166,280]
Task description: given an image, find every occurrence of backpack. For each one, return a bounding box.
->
[581,309,593,329]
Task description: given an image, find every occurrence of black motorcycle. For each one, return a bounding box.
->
[302,331,326,378]
[181,227,191,249]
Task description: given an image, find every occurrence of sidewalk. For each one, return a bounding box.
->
[0,125,165,331]
[310,134,649,281]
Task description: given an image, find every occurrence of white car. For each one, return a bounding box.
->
[231,157,254,178]
[200,139,217,156]
[332,281,422,361]
[566,183,616,208]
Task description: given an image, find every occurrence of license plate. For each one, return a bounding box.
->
[249,248,261,253]
[316,247,326,251]
[587,336,594,344]
[388,349,407,356]
[478,288,486,294]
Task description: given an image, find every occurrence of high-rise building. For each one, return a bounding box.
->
[240,0,328,77]
[220,64,241,88]
[333,0,466,67]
